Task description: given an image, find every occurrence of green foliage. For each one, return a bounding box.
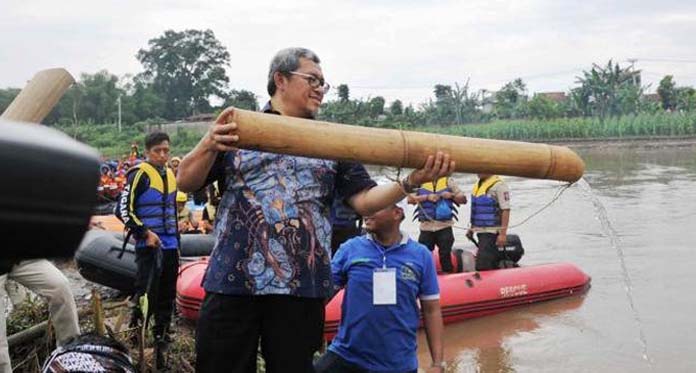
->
[6,297,49,336]
[78,70,122,124]
[427,112,696,140]
[55,122,202,158]
[528,94,562,119]
[368,96,385,118]
[223,89,259,111]
[575,60,642,120]
[122,75,166,123]
[422,81,481,125]
[676,87,696,111]
[495,78,528,119]
[136,29,231,119]
[658,75,677,110]
[337,84,350,102]
[0,87,20,114]
[389,99,403,116]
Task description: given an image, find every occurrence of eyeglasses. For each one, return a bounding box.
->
[289,71,330,93]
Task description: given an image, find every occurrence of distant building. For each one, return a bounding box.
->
[185,113,216,122]
[147,113,217,135]
[535,92,567,103]
[480,90,497,113]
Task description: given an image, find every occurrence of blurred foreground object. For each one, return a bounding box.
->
[0,68,100,260]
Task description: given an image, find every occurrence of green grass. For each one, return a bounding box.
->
[417,112,696,140]
[55,123,201,158]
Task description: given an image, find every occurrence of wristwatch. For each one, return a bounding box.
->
[400,175,417,194]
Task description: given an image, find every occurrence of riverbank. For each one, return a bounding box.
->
[7,260,198,372]
[544,135,696,150]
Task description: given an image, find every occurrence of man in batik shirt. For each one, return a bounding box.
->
[177,47,454,373]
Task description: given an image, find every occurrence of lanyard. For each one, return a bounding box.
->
[372,235,403,269]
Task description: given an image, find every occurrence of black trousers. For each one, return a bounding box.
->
[133,248,179,338]
[475,232,501,271]
[195,293,325,373]
[418,227,455,273]
[314,351,417,373]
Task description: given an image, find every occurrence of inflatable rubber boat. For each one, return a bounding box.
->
[175,256,591,340]
[75,230,215,293]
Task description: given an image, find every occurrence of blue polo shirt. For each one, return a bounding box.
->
[328,233,440,372]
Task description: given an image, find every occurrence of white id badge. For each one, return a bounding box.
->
[373,268,397,305]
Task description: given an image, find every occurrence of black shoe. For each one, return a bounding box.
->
[155,340,169,370]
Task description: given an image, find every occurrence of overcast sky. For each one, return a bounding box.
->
[2,0,696,105]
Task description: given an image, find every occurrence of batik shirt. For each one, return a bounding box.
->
[202,104,376,298]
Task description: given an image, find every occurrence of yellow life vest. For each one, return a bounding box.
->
[472,175,502,197]
[420,177,449,192]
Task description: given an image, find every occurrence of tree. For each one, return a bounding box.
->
[427,84,456,125]
[223,89,259,111]
[657,75,677,111]
[450,80,480,124]
[676,87,696,111]
[368,96,385,118]
[337,84,350,102]
[78,70,123,124]
[121,75,165,124]
[0,88,20,115]
[566,86,592,117]
[528,94,561,119]
[575,60,642,120]
[42,72,123,126]
[136,29,230,120]
[389,99,403,116]
[495,78,528,119]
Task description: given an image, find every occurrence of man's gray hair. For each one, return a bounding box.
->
[267,47,321,96]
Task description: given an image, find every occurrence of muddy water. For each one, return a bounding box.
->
[385,145,696,372]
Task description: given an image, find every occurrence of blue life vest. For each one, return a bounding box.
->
[131,162,178,250]
[414,177,458,222]
[470,176,502,228]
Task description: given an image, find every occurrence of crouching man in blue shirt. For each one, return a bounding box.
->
[315,199,445,373]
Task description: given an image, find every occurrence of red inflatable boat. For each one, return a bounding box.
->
[176,257,591,340]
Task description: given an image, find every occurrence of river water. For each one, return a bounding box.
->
[392,144,696,372]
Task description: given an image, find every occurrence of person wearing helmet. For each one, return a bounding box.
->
[200,183,220,234]
[176,191,199,233]
[169,156,182,176]
[128,143,140,163]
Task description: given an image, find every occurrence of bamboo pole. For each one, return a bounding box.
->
[228,108,585,182]
[92,289,106,337]
[0,68,74,124]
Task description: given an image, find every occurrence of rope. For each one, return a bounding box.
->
[508,182,573,229]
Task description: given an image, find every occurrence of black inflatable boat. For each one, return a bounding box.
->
[75,230,215,292]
